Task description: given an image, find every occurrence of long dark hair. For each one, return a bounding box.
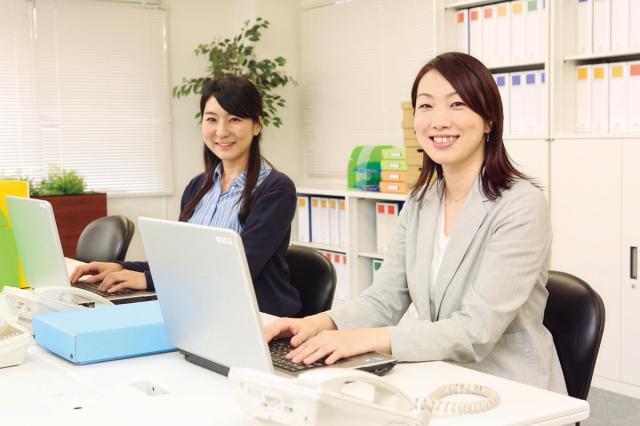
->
[410,52,530,202]
[179,76,265,224]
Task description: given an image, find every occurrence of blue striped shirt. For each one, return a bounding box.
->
[188,161,272,233]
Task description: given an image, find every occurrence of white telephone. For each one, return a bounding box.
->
[2,286,113,326]
[230,367,500,426]
[0,318,31,368]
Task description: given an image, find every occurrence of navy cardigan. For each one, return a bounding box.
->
[121,169,302,317]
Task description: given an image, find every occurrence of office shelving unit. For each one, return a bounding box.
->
[437,0,640,396]
[293,187,405,301]
[437,0,551,192]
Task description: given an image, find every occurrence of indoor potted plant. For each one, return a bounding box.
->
[31,168,106,258]
[172,17,296,127]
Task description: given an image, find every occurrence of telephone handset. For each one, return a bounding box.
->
[230,367,500,425]
[3,286,113,325]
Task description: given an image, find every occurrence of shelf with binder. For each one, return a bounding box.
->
[439,0,548,72]
[292,188,408,304]
[550,1,640,136]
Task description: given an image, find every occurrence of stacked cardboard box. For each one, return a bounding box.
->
[400,102,423,188]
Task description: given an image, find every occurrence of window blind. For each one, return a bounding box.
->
[0,0,172,195]
[301,0,434,178]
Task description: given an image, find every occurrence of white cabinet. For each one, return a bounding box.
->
[621,140,640,386]
[550,139,622,381]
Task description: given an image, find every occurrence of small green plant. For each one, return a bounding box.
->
[172,17,296,127]
[30,167,87,196]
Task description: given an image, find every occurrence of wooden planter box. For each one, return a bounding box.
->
[33,193,107,258]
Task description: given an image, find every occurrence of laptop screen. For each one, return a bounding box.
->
[6,196,70,288]
[138,217,274,374]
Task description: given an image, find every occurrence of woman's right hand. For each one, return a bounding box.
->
[264,313,337,348]
[69,261,123,284]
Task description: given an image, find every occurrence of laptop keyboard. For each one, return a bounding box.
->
[269,339,325,372]
[74,280,134,297]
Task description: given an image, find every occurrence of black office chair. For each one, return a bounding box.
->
[543,270,606,401]
[286,245,336,317]
[75,215,135,263]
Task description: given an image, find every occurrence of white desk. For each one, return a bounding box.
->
[0,260,588,425]
[1,342,588,425]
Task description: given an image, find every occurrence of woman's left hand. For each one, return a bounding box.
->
[286,328,391,365]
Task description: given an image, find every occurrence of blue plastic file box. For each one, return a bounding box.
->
[32,300,175,364]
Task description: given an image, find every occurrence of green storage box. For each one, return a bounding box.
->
[347,145,393,191]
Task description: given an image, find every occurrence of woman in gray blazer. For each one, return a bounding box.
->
[266,52,566,393]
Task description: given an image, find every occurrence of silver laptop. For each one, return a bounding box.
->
[138,217,396,377]
[6,196,156,304]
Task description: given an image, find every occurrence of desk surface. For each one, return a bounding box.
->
[0,260,588,425]
[1,341,588,425]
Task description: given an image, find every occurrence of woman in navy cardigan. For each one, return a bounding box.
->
[70,76,302,317]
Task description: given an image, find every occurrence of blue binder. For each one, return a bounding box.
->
[32,300,175,364]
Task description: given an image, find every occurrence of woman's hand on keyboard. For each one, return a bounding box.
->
[287,328,391,366]
[70,261,123,284]
[264,314,336,349]
[97,269,147,293]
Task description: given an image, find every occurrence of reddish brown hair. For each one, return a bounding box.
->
[409,52,531,201]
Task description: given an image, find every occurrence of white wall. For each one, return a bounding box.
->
[111,0,302,260]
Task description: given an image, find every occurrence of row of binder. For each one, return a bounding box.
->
[456,0,546,67]
[296,196,347,248]
[576,61,640,133]
[318,250,350,303]
[494,70,546,136]
[576,0,640,55]
[376,202,403,254]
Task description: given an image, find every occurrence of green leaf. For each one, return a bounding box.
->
[172,17,295,127]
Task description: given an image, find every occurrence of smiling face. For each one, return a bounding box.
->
[201,96,262,170]
[413,70,490,174]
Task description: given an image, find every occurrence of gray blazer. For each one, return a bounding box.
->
[330,178,567,393]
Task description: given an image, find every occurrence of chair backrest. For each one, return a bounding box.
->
[543,270,605,400]
[286,245,336,317]
[75,215,135,263]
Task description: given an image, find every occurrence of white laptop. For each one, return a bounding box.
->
[6,196,156,304]
[138,217,397,377]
